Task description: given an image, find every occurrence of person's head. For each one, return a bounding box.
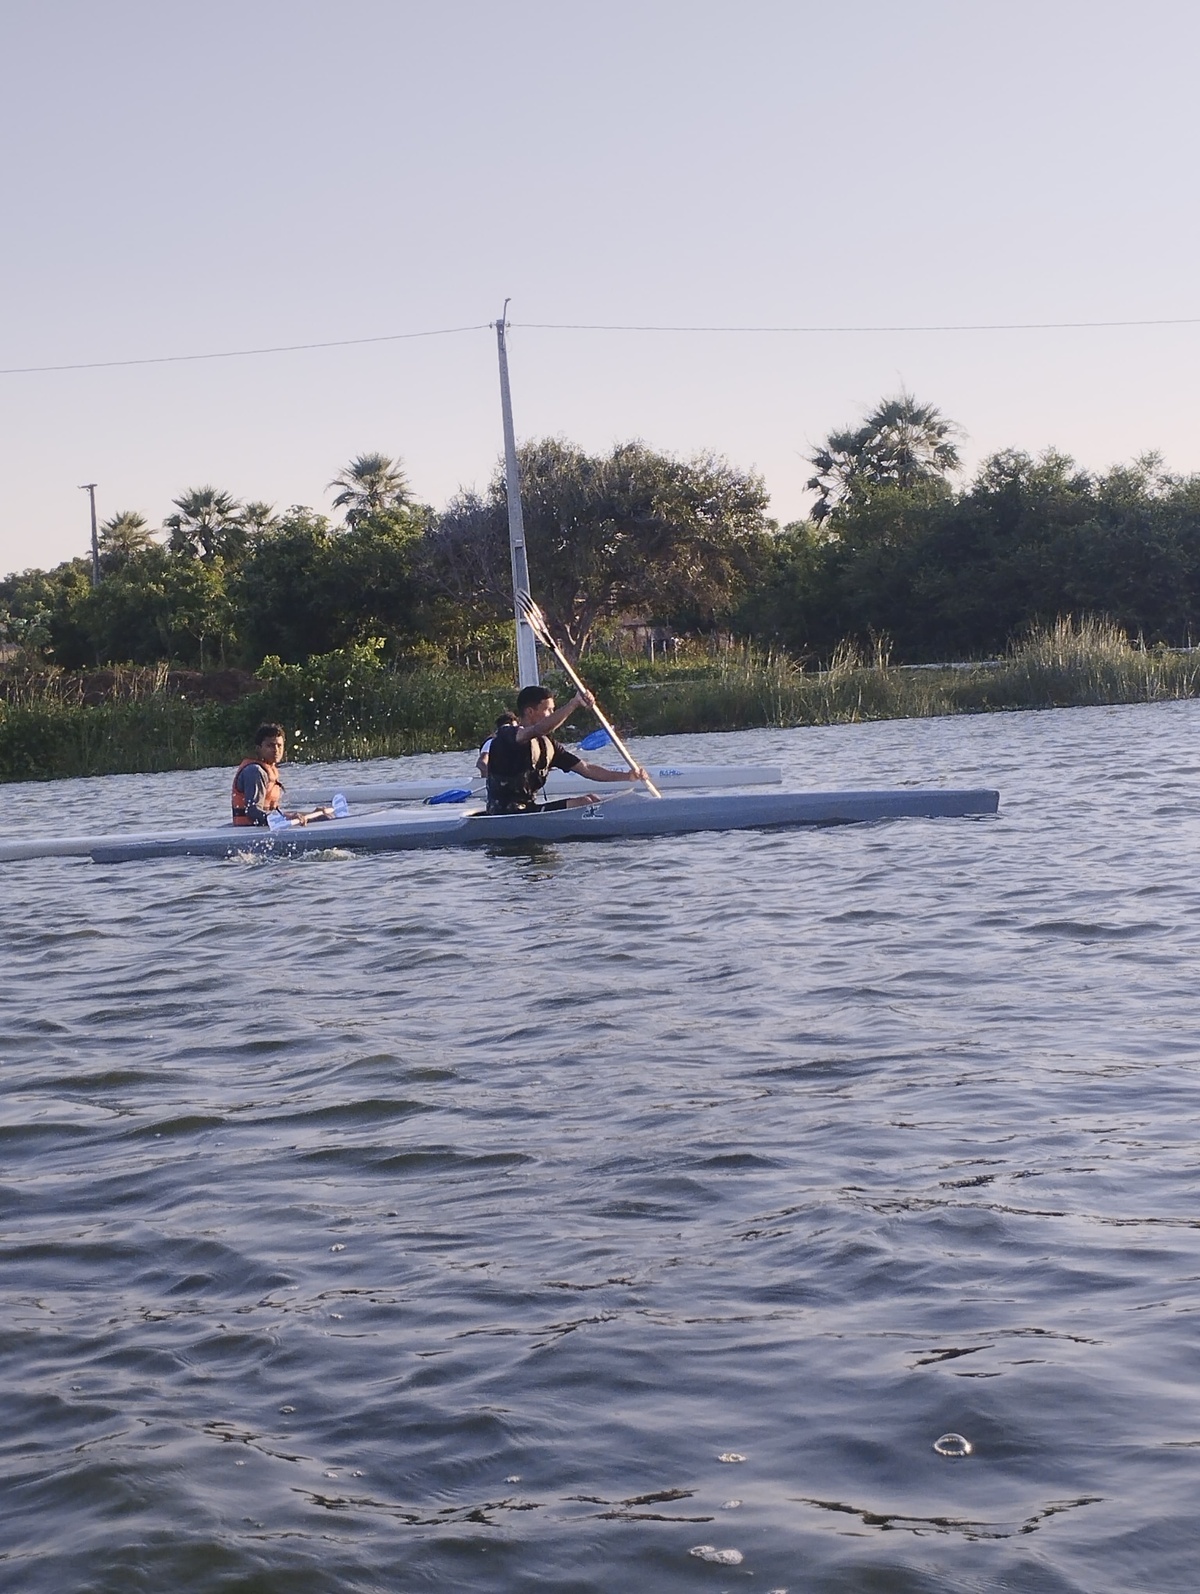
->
[495,711,519,730]
[254,722,286,763]
[515,685,554,724]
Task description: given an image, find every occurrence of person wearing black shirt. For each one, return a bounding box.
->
[485,685,648,814]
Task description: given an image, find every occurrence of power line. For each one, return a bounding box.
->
[513,316,1200,333]
[0,322,492,376]
[0,312,1195,377]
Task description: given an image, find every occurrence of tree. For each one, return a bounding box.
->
[97,511,155,571]
[0,562,84,657]
[49,545,237,668]
[240,501,280,538]
[426,439,771,654]
[164,486,245,561]
[236,504,429,664]
[235,510,338,663]
[328,452,411,527]
[807,393,962,523]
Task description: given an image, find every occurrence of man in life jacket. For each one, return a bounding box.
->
[232,723,334,827]
[485,685,648,814]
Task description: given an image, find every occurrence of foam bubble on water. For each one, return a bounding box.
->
[717,1451,746,1463]
[279,1405,295,1414]
[933,1432,973,1458]
[329,1312,343,1319]
[234,1460,245,1467]
[506,1475,521,1483]
[690,1545,744,1565]
[324,1470,338,1479]
[330,1243,345,1252]
[721,1498,742,1509]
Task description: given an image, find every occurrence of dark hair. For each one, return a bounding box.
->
[254,722,285,747]
[495,711,519,729]
[516,685,554,714]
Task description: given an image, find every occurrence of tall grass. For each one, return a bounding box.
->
[4,619,1200,783]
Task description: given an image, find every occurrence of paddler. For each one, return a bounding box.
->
[476,710,519,778]
[485,685,648,814]
[231,724,335,827]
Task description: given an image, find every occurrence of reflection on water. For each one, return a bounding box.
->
[3,703,1200,1591]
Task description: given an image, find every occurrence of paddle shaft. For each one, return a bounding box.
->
[526,618,662,799]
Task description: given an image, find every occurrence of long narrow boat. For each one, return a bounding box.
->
[287,762,784,805]
[0,787,999,865]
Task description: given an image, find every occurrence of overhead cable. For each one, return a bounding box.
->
[0,323,492,376]
[1,313,1196,377]
[512,316,1200,333]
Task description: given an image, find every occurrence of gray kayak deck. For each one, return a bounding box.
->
[47,787,1003,865]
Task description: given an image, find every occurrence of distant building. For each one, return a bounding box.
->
[618,616,678,661]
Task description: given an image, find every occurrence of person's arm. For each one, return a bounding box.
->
[572,758,649,784]
[515,690,593,742]
[286,806,335,824]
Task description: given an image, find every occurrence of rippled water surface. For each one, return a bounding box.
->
[4,704,1200,1592]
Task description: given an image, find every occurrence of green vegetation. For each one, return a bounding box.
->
[5,409,1200,783]
[3,621,1197,785]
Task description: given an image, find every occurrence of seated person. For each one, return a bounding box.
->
[485,685,647,814]
[232,723,334,827]
[476,711,519,779]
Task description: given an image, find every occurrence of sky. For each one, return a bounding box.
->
[1,0,1198,575]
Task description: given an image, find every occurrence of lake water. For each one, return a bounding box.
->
[3,702,1200,1593]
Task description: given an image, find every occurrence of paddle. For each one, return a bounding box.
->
[425,784,482,806]
[515,592,662,799]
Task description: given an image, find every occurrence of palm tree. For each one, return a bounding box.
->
[98,510,155,560]
[164,486,244,559]
[240,501,280,538]
[865,395,961,490]
[328,452,411,527]
[807,394,961,521]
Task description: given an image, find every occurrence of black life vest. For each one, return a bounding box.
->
[485,725,556,812]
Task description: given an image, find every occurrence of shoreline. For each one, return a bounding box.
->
[3,620,1197,784]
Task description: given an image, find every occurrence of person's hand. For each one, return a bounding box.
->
[629,765,649,783]
[573,687,597,712]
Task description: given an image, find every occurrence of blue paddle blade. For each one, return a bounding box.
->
[579,728,611,750]
[425,787,474,805]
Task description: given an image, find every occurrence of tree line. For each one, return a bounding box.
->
[4,403,1200,675]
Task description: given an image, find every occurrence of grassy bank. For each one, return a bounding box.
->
[2,619,1198,784]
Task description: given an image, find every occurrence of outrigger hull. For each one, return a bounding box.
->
[287,762,785,805]
[2,787,1003,865]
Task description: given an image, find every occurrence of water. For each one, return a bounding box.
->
[3,702,1200,1592]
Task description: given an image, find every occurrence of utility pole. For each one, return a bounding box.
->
[494,303,539,688]
[79,482,100,587]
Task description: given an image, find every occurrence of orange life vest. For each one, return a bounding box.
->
[231,758,285,826]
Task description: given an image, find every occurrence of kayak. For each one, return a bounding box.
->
[0,787,999,865]
[287,762,784,805]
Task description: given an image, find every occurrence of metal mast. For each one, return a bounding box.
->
[494,303,539,687]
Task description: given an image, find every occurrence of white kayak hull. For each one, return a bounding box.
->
[287,763,784,805]
[0,788,999,865]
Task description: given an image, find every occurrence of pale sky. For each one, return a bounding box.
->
[1,0,1198,575]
